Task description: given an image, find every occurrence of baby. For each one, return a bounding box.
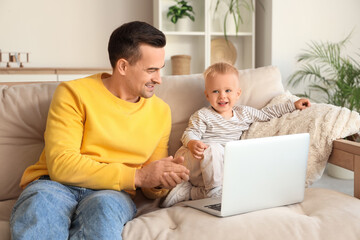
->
[161,62,311,207]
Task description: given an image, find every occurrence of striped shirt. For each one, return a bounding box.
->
[181,100,296,147]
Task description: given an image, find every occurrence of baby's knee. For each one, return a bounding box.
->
[175,146,198,167]
[204,143,224,155]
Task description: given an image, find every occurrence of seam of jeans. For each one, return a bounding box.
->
[73,209,85,240]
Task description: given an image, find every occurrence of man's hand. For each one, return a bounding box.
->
[134,156,189,189]
[294,98,311,110]
[187,140,208,160]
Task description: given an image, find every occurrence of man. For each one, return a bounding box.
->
[10,21,189,239]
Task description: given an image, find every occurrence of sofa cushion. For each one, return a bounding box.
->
[237,65,285,109]
[0,83,59,201]
[0,199,16,239]
[155,74,209,156]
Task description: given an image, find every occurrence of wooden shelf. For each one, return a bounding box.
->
[0,68,112,75]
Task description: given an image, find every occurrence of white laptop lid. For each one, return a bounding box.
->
[220,133,310,216]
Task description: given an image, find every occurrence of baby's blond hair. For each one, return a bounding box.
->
[203,62,239,82]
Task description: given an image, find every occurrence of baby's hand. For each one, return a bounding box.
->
[294,98,311,110]
[187,140,208,160]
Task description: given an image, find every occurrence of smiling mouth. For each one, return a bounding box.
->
[218,101,228,106]
[145,83,155,90]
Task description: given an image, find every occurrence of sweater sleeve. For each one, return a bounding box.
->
[45,83,137,191]
[181,108,208,147]
[141,104,172,199]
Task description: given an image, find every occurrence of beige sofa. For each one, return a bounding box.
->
[1,66,360,239]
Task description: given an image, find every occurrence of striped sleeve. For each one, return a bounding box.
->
[181,108,208,147]
[243,100,296,122]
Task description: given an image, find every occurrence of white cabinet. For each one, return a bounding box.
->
[153,0,255,75]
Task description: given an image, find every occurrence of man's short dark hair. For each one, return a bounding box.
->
[108,21,166,68]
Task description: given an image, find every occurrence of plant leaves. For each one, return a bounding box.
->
[288,33,360,111]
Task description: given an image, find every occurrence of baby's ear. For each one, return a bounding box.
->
[204,90,209,99]
[237,88,242,98]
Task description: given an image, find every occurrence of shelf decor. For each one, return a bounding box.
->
[167,0,195,31]
[153,0,255,75]
[171,55,191,75]
[214,0,255,39]
[0,51,29,68]
[211,38,237,65]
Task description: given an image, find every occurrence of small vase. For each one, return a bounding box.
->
[171,55,191,75]
[176,18,192,32]
[212,0,237,34]
[224,16,238,35]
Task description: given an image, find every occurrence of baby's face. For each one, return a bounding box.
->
[204,73,241,119]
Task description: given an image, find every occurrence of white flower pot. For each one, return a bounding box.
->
[327,163,354,180]
[176,18,192,32]
[222,15,238,34]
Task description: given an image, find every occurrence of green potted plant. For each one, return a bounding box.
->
[288,34,360,111]
[288,34,360,142]
[167,0,195,25]
[213,0,257,40]
[289,34,360,180]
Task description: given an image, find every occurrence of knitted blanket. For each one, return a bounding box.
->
[241,92,360,185]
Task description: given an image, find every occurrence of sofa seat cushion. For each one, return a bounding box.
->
[122,188,360,240]
[0,199,16,240]
[2,189,360,240]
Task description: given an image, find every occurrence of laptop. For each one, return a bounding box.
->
[183,133,310,217]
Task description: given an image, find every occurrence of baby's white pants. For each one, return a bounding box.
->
[175,143,224,199]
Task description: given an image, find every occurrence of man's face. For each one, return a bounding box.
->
[125,44,165,101]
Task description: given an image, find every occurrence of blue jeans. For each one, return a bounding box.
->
[10,176,137,240]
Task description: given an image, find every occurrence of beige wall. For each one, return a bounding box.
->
[256,0,360,92]
[0,0,153,68]
[2,0,360,86]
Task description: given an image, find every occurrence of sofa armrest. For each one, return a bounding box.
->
[329,139,360,199]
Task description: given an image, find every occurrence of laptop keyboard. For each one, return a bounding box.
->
[205,203,222,211]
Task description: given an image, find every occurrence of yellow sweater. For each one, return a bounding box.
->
[20,73,171,198]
